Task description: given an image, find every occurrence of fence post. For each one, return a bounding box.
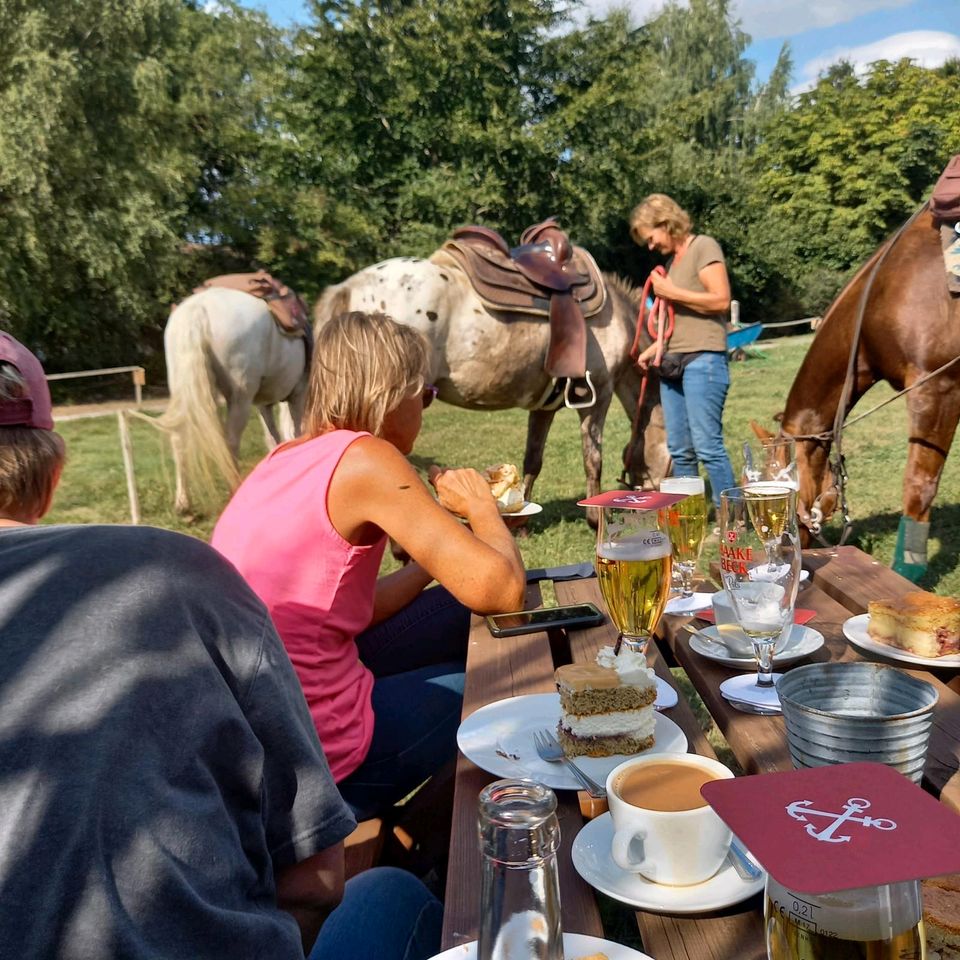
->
[133,367,146,407]
[117,411,141,525]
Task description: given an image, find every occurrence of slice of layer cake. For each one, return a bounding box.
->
[867,591,960,658]
[555,645,657,758]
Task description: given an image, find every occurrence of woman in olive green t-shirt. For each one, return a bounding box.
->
[629,193,736,512]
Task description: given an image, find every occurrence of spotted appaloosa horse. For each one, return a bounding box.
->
[314,258,669,521]
[775,205,960,581]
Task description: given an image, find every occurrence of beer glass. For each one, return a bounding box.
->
[742,436,798,489]
[765,874,925,960]
[659,477,707,599]
[719,487,802,689]
[595,506,672,656]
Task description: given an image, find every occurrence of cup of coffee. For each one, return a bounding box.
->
[606,754,734,885]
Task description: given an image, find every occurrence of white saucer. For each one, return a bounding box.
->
[664,591,715,616]
[690,625,825,670]
[843,614,960,667]
[656,676,679,709]
[457,693,688,791]
[719,673,783,709]
[571,813,765,913]
[427,932,653,960]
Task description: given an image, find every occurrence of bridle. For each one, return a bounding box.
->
[784,202,931,546]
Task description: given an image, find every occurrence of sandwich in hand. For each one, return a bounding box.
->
[482,463,525,514]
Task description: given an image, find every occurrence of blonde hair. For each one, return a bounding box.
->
[305,312,429,437]
[629,193,692,245]
[0,364,65,521]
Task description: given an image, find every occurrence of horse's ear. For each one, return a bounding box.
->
[750,419,775,441]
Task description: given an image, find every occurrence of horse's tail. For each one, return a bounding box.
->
[312,283,353,329]
[160,297,241,511]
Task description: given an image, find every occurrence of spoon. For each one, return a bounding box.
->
[681,622,743,656]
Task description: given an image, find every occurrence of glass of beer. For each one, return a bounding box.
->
[595,505,672,656]
[659,477,707,599]
[765,874,924,960]
[743,481,797,572]
[718,487,801,690]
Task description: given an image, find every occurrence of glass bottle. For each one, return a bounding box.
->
[477,779,563,960]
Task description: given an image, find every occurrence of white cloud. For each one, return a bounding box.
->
[796,29,960,89]
[734,0,914,41]
[572,0,916,39]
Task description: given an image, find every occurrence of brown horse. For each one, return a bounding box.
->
[773,205,960,581]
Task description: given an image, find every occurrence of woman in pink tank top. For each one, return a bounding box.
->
[213,311,526,819]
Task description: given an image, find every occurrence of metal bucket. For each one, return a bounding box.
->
[776,662,938,783]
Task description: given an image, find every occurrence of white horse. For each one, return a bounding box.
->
[314,256,668,518]
[162,287,309,514]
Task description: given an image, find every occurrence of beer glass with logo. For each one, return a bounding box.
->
[719,487,801,690]
[595,505,672,656]
[659,477,707,599]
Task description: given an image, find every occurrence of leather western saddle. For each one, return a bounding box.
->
[433,219,607,407]
[193,271,310,337]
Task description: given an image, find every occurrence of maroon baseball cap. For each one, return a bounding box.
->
[0,332,54,430]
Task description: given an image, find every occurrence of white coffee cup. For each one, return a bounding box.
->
[607,754,734,886]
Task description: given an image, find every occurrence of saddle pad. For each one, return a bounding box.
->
[435,241,607,319]
[940,224,960,295]
[195,272,309,336]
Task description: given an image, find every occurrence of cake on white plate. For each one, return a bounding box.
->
[555,645,657,758]
[925,873,960,960]
[866,591,960,658]
[482,462,525,514]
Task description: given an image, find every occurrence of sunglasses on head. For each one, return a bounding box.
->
[422,384,439,409]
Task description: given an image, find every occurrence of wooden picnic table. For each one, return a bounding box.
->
[440,545,960,958]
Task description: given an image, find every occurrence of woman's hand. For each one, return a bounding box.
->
[428,465,498,519]
[649,271,679,301]
[635,343,659,372]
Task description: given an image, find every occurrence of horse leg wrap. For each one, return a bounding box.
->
[892,515,929,582]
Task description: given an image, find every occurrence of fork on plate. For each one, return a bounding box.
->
[532,728,606,798]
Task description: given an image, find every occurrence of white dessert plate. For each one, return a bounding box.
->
[457,692,688,791]
[664,591,715,616]
[690,625,825,670]
[719,673,783,710]
[427,932,653,960]
[655,675,679,709]
[506,501,543,517]
[571,813,765,913]
[842,613,960,668]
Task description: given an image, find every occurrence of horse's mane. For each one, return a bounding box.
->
[603,271,642,308]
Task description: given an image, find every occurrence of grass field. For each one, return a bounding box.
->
[47,333,960,594]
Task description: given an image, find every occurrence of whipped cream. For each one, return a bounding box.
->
[561,708,656,739]
[596,645,656,689]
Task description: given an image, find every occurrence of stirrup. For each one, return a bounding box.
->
[564,371,596,409]
[533,379,566,412]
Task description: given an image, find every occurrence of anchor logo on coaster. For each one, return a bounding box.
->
[786,797,897,844]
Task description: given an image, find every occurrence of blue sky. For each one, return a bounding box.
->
[243,0,960,90]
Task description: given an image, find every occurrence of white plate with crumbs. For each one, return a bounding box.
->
[457,693,688,791]
[842,614,960,668]
[427,932,654,959]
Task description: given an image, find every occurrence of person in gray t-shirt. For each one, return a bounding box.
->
[0,523,360,958]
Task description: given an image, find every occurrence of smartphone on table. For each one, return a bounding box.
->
[485,602,605,638]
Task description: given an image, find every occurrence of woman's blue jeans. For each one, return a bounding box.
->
[659,351,736,511]
[337,586,468,821]
[309,866,443,960]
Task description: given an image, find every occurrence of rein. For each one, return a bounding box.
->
[620,267,675,484]
[786,201,960,545]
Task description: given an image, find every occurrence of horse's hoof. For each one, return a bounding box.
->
[892,556,927,583]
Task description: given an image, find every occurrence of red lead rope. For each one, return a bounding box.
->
[622,267,676,484]
[631,265,675,410]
